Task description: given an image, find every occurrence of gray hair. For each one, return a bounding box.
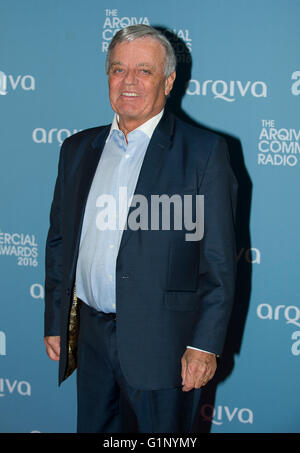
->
[105,25,176,77]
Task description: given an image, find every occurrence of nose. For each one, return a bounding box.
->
[123,69,137,85]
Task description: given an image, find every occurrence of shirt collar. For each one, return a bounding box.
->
[107,109,164,142]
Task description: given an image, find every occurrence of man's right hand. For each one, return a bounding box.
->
[44,336,60,361]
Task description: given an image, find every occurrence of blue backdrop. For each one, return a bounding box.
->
[0,0,299,433]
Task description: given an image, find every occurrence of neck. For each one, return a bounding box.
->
[117,109,164,142]
[118,118,139,142]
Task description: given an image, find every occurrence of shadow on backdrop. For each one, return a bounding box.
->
[155,26,253,432]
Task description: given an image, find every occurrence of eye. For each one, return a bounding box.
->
[140,69,151,75]
[111,67,124,74]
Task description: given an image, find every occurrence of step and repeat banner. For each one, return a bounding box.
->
[0,0,299,433]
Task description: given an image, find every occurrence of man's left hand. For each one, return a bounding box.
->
[181,349,217,392]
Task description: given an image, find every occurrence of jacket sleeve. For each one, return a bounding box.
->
[190,136,238,355]
[44,140,67,337]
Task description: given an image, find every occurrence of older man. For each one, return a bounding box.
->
[44,25,237,433]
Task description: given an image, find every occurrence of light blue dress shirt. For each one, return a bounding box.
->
[75,110,163,313]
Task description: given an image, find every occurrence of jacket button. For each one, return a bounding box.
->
[66,288,71,296]
[121,275,129,279]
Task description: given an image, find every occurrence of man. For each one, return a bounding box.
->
[44,25,237,433]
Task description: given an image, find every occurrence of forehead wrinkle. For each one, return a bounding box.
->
[137,62,156,69]
[110,61,156,69]
[110,61,124,67]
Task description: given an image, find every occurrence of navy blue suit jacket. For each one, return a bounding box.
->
[44,110,238,390]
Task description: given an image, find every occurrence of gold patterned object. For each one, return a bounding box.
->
[64,284,80,379]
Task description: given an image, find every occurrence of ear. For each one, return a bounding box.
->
[164,71,176,96]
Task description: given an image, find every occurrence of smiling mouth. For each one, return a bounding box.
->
[121,92,140,97]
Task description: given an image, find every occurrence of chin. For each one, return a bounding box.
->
[117,108,145,120]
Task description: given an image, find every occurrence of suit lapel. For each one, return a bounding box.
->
[117,110,175,255]
[69,126,110,278]
[74,128,109,224]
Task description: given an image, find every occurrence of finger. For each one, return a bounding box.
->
[182,373,195,391]
[46,342,60,360]
[194,371,208,388]
[52,340,60,355]
[48,345,60,360]
[181,357,187,385]
[182,362,198,391]
[196,367,215,388]
[194,362,207,382]
[182,384,194,392]
[44,337,60,355]
[46,347,59,361]
[51,343,60,357]
[192,362,212,388]
[182,373,194,390]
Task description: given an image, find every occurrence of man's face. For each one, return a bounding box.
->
[108,37,175,130]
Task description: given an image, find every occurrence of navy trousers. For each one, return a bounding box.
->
[76,301,202,433]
